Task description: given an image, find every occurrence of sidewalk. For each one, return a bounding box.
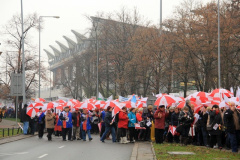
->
[0,134,34,145]
[130,141,156,160]
[0,119,22,128]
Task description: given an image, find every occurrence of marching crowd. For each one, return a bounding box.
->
[19,100,240,153]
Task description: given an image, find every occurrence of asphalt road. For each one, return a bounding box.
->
[0,134,134,160]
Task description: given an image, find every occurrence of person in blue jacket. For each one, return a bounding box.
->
[128,107,137,143]
[81,109,93,141]
[59,106,73,141]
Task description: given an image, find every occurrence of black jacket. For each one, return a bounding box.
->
[20,107,30,122]
[171,112,179,126]
[209,110,222,135]
[178,111,192,127]
[72,112,81,126]
[198,111,208,130]
[142,109,154,121]
[224,109,240,133]
[104,111,113,127]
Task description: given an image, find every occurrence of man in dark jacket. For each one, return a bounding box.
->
[142,105,154,141]
[197,106,209,146]
[100,106,116,143]
[224,102,240,153]
[72,109,81,140]
[20,104,30,135]
[171,107,180,143]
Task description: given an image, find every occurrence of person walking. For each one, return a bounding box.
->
[128,108,137,143]
[154,105,168,144]
[100,106,116,143]
[59,106,73,141]
[37,108,45,139]
[81,109,93,141]
[20,104,30,135]
[72,108,81,140]
[45,109,56,141]
[118,106,129,144]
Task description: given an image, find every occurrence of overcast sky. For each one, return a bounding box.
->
[0,0,212,63]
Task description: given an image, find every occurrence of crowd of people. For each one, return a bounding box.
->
[0,106,15,118]
[18,100,240,153]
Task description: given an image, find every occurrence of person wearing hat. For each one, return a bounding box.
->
[154,105,169,144]
[45,108,56,141]
[59,106,73,141]
[72,108,81,140]
[224,102,240,153]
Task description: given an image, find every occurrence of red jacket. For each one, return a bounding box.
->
[118,111,129,129]
[136,113,142,122]
[154,109,168,129]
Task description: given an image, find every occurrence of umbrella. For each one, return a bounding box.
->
[103,101,118,109]
[122,101,136,108]
[177,101,198,109]
[73,102,83,109]
[209,89,233,98]
[94,100,106,109]
[47,102,58,110]
[35,98,46,103]
[154,95,176,107]
[80,102,96,110]
[27,103,44,117]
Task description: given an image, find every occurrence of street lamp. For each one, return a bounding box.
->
[39,16,60,98]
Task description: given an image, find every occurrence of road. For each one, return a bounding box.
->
[0,134,134,160]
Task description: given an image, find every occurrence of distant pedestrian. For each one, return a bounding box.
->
[118,106,129,144]
[60,106,73,141]
[100,106,116,143]
[72,108,81,140]
[45,109,55,141]
[20,104,30,135]
[81,109,93,141]
[0,108,3,122]
[37,108,45,139]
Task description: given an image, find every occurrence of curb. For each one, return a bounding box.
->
[151,142,157,160]
[130,142,138,160]
[0,134,37,145]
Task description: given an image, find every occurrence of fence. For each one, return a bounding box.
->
[0,128,22,138]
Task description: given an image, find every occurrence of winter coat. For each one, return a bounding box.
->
[166,111,174,125]
[142,109,154,121]
[154,109,168,129]
[20,107,30,122]
[118,111,128,129]
[128,111,137,127]
[178,111,193,127]
[198,111,208,131]
[104,111,113,127]
[81,113,92,130]
[209,110,222,135]
[72,111,81,127]
[171,112,179,126]
[59,111,73,128]
[224,109,240,133]
[136,113,142,122]
[45,112,55,129]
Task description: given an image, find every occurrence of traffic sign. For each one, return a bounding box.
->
[10,73,23,96]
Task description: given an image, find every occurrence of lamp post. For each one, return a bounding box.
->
[21,0,26,105]
[217,0,221,89]
[39,16,60,98]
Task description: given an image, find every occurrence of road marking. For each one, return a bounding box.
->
[0,152,28,156]
[38,154,48,158]
[58,145,65,148]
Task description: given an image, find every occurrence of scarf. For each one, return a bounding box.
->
[215,110,219,115]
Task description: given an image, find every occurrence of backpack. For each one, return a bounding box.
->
[114,112,119,123]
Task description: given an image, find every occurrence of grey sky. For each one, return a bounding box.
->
[0,0,212,63]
